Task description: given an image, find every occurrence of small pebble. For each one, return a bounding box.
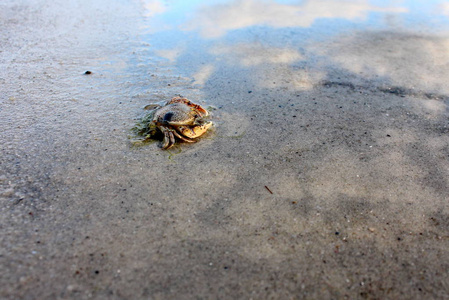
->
[84,71,92,75]
[67,285,76,292]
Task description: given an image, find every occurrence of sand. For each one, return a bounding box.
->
[1,0,448,299]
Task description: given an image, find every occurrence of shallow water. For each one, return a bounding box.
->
[1,0,449,299]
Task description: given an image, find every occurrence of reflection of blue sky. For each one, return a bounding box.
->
[143,0,449,38]
[398,0,449,30]
[142,0,449,53]
[186,0,408,38]
[143,0,399,54]
[140,0,449,92]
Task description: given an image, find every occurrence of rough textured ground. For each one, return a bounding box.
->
[1,0,448,299]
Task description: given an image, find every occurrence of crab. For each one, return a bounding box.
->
[151,97,212,149]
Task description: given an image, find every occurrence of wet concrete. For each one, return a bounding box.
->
[1,0,449,299]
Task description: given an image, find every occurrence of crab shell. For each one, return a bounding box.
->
[168,97,209,117]
[153,97,208,126]
[151,97,212,149]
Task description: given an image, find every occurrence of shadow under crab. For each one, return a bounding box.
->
[133,97,213,149]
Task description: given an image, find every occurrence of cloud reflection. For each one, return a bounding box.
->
[316,31,449,99]
[155,48,184,62]
[141,0,167,17]
[211,43,303,66]
[186,0,408,38]
[193,64,215,86]
[210,42,323,90]
[440,2,449,16]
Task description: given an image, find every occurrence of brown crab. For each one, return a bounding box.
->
[151,97,212,149]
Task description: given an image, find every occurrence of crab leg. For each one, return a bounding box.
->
[161,130,170,149]
[172,130,196,143]
[160,126,176,149]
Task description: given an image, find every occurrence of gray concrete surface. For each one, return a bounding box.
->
[1,0,448,299]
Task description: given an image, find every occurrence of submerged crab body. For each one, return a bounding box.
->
[151,97,212,149]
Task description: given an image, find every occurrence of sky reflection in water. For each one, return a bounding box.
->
[139,0,449,95]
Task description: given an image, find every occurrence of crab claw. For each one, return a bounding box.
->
[177,121,213,139]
